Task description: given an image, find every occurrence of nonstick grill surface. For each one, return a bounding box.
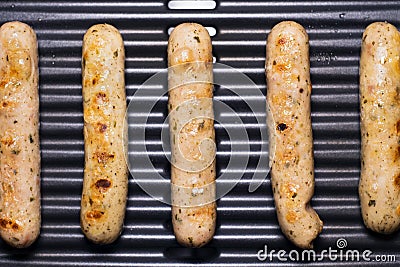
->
[0,0,399,266]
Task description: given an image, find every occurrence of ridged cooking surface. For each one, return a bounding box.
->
[0,0,399,266]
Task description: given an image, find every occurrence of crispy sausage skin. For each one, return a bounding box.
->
[81,24,128,244]
[0,21,41,248]
[168,23,216,247]
[359,22,400,234]
[266,21,323,249]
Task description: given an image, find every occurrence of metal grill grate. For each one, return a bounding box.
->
[0,0,399,266]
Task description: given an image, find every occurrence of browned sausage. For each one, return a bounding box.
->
[266,21,323,249]
[168,22,216,247]
[359,22,400,234]
[0,21,41,248]
[81,24,128,244]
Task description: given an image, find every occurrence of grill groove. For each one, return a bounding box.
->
[0,0,399,266]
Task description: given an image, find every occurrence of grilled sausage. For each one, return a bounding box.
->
[168,23,216,247]
[266,21,323,249]
[81,24,128,244]
[0,21,40,248]
[359,22,400,234]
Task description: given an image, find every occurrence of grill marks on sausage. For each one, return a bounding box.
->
[393,146,400,162]
[168,23,216,247]
[282,148,299,167]
[282,182,299,200]
[394,120,400,163]
[0,64,21,110]
[93,151,114,164]
[1,101,11,108]
[267,22,323,248]
[92,77,99,86]
[0,22,42,248]
[275,63,290,72]
[95,92,108,105]
[396,120,400,135]
[277,34,297,53]
[3,51,32,81]
[86,210,104,220]
[272,95,300,169]
[84,52,116,226]
[286,211,298,224]
[86,177,112,219]
[0,78,7,88]
[0,218,21,231]
[277,122,288,132]
[394,174,400,189]
[82,37,107,90]
[85,178,112,219]
[96,122,107,133]
[95,179,111,193]
[183,204,216,228]
[278,37,287,45]
[85,84,116,223]
[1,135,15,146]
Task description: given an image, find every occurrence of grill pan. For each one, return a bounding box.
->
[0,0,400,266]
